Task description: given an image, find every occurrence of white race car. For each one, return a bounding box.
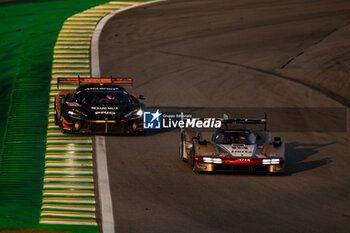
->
[179,117,285,173]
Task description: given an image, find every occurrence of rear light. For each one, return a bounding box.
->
[195,155,203,163]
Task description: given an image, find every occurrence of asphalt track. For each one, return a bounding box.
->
[96,0,350,232]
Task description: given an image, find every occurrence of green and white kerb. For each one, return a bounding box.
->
[41,1,153,227]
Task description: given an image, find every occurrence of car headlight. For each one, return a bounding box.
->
[68,111,77,116]
[136,109,143,117]
[125,108,143,118]
[203,157,223,164]
[68,110,85,119]
[262,158,280,165]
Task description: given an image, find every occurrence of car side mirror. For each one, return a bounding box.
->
[139,95,145,100]
[273,137,282,147]
[199,140,208,145]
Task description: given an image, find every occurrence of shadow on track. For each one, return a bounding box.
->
[285,141,334,175]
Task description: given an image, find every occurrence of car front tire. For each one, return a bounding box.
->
[191,141,198,172]
[54,111,59,125]
[179,133,187,162]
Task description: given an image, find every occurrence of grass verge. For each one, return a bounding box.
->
[0,0,107,231]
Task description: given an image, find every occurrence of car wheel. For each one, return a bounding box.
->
[58,116,68,134]
[191,141,197,172]
[179,133,187,162]
[54,111,59,125]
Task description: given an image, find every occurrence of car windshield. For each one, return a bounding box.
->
[74,91,133,105]
[215,131,256,145]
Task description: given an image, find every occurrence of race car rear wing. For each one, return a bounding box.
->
[57,76,133,89]
[222,113,267,131]
[179,113,268,132]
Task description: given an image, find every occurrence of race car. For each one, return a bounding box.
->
[179,116,285,173]
[54,77,146,134]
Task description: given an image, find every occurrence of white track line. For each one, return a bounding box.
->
[91,1,165,233]
[92,136,114,233]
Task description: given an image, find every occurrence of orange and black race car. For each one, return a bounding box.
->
[54,77,145,134]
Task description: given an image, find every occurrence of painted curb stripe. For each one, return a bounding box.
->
[40,1,106,226]
[44,185,94,189]
[41,0,97,215]
[42,205,96,211]
[40,221,97,226]
[40,0,163,229]
[41,213,96,217]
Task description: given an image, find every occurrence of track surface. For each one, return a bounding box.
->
[97,0,350,232]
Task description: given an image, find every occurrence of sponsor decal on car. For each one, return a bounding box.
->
[95,111,116,115]
[85,87,119,91]
[91,106,118,110]
[237,158,251,161]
